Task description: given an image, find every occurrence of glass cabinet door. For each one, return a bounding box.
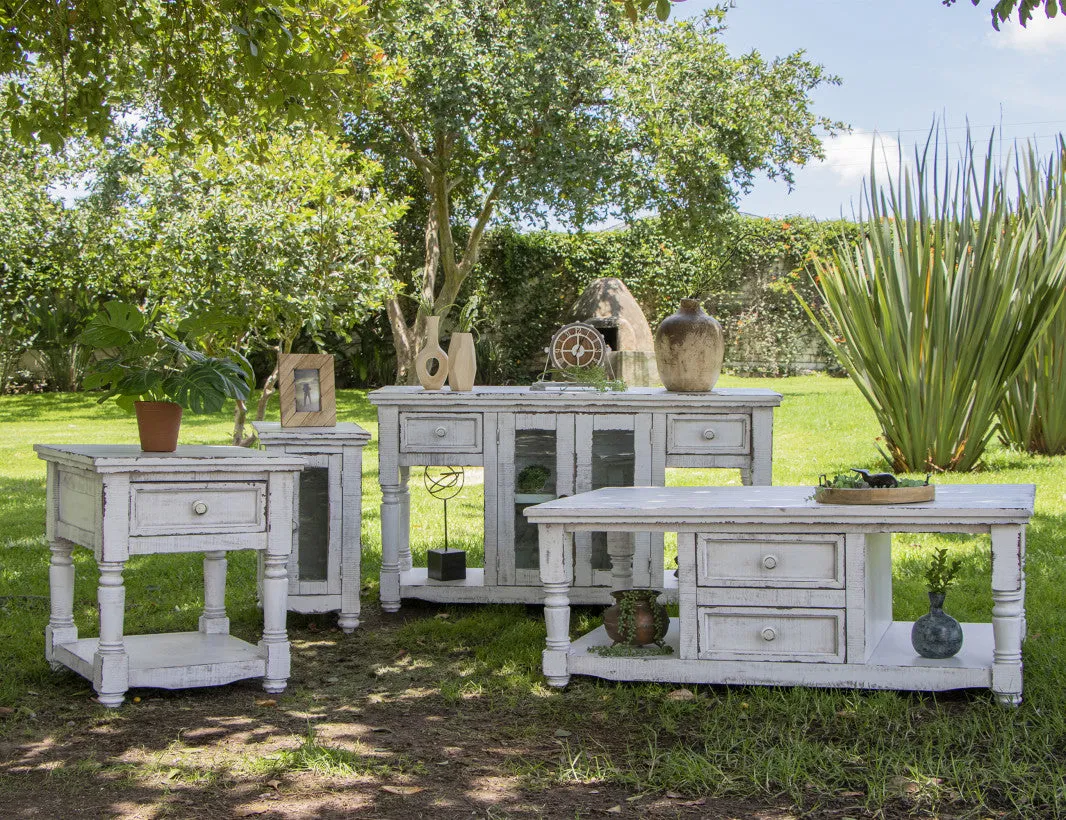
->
[495,413,574,586]
[573,414,655,589]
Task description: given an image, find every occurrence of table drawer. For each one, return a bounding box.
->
[667,414,750,455]
[129,482,267,536]
[400,413,483,454]
[697,533,844,589]
[697,606,845,663]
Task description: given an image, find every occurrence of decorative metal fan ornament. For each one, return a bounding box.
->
[548,322,607,369]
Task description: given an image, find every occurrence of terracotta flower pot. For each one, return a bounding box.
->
[603,589,669,647]
[654,299,724,392]
[134,401,183,452]
[447,332,477,391]
[415,316,450,390]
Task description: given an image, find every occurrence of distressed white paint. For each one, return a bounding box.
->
[35,444,303,707]
[253,422,370,632]
[368,386,780,609]
[526,484,1035,706]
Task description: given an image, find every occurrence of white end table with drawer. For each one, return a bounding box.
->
[369,386,781,611]
[525,485,1034,706]
[35,445,304,707]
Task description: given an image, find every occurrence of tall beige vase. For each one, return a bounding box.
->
[654,299,724,392]
[447,332,477,392]
[415,316,450,390]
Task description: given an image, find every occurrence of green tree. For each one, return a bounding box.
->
[349,2,842,380]
[0,1,394,148]
[126,127,406,440]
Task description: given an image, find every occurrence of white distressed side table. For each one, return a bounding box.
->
[253,422,369,632]
[368,386,781,611]
[525,485,1034,706]
[35,444,304,707]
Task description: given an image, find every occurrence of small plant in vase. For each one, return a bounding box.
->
[79,301,253,452]
[911,547,964,659]
[515,464,552,495]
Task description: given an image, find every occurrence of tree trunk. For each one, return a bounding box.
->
[231,346,281,447]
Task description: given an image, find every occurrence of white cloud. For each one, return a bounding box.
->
[988,14,1066,54]
[816,130,904,186]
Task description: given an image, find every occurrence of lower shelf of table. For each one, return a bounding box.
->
[54,632,267,689]
[395,568,680,606]
[564,619,997,692]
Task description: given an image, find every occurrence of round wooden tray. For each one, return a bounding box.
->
[814,485,935,505]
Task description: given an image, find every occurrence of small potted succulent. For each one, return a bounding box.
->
[911,547,964,659]
[79,301,253,452]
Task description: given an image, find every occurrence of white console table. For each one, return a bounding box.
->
[253,422,369,631]
[525,485,1034,706]
[368,386,781,610]
[35,445,304,707]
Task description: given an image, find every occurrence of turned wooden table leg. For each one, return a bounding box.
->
[607,532,635,592]
[46,539,78,669]
[260,552,291,693]
[199,551,230,634]
[991,524,1024,707]
[398,466,413,573]
[94,561,129,708]
[539,523,572,688]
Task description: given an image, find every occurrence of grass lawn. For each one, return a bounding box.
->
[1,374,1065,818]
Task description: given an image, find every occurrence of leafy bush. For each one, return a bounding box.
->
[469,216,856,383]
[803,131,1066,472]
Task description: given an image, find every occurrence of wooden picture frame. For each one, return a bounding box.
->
[279,354,336,427]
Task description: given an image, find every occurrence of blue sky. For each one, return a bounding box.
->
[678,0,1066,219]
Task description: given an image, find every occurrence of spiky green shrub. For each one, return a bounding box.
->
[802,131,1066,472]
[999,140,1066,456]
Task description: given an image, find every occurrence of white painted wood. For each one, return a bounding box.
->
[565,621,996,691]
[199,552,230,634]
[863,533,893,663]
[749,406,774,486]
[696,606,846,663]
[482,413,499,586]
[677,533,698,660]
[253,422,369,631]
[667,414,750,455]
[539,523,572,687]
[398,465,412,572]
[695,533,844,589]
[35,444,302,707]
[525,483,1035,705]
[368,386,780,609]
[401,413,482,453]
[129,481,266,536]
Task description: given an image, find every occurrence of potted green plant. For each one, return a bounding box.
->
[79,301,253,452]
[910,547,964,659]
[516,464,552,495]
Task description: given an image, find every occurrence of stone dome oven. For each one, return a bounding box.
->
[568,278,659,386]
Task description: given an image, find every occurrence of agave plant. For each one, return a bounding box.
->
[801,129,1066,472]
[998,140,1066,456]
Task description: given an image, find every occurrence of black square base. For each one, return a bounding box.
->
[428,549,467,581]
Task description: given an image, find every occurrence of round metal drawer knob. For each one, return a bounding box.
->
[761,627,777,642]
[192,501,209,516]
[434,426,448,438]
[762,554,778,570]
[702,428,717,440]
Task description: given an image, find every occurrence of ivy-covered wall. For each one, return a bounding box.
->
[467,215,859,383]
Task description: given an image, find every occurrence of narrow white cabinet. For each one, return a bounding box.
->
[253,422,369,632]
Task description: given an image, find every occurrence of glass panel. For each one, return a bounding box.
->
[297,467,330,581]
[590,430,635,571]
[513,430,557,572]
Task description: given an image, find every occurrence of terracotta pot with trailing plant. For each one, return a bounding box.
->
[79,301,253,452]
